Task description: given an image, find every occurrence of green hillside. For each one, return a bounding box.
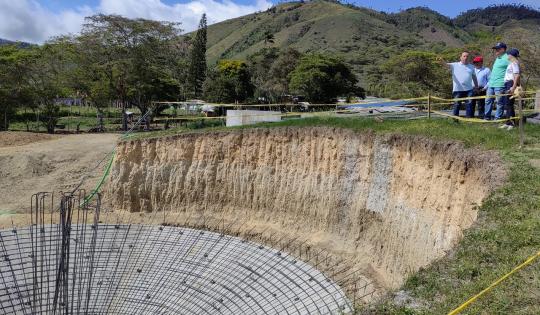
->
[205,1,434,66]
[202,0,540,88]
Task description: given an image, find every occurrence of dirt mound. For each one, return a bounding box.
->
[105,127,506,302]
[0,133,118,212]
[0,131,61,147]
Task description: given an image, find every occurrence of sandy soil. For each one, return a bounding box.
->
[0,131,62,147]
[0,132,118,213]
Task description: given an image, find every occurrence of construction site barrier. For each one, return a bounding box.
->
[152,90,536,108]
[151,91,539,149]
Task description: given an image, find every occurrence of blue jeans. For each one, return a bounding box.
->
[452,90,474,117]
[485,87,506,120]
[471,90,486,119]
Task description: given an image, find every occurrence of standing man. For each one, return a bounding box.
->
[445,51,479,117]
[485,42,509,120]
[501,48,521,130]
[472,56,491,119]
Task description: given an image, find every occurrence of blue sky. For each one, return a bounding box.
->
[39,0,540,17]
[350,0,539,17]
[1,0,539,43]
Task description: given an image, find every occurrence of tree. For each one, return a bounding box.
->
[289,53,359,103]
[188,14,207,98]
[368,50,451,98]
[32,42,72,133]
[507,31,540,88]
[0,45,37,130]
[203,60,253,103]
[263,31,275,45]
[248,48,302,103]
[268,48,302,100]
[77,14,185,128]
[0,40,73,133]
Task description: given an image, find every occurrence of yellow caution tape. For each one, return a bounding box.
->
[431,94,512,102]
[149,90,538,124]
[152,104,429,122]
[448,250,540,315]
[154,91,536,109]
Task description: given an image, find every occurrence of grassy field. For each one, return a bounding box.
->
[132,116,540,315]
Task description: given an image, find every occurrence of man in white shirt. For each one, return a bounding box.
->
[445,51,479,117]
[471,56,491,119]
[501,48,521,129]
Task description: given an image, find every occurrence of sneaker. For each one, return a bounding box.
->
[498,124,507,129]
[505,125,514,130]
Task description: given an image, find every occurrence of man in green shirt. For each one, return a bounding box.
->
[485,42,509,120]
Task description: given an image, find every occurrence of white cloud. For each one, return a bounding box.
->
[98,0,271,32]
[0,0,272,43]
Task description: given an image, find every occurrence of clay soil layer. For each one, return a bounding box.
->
[106,127,505,301]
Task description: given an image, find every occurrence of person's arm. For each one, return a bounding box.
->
[472,73,479,89]
[439,58,453,70]
[511,73,520,92]
[484,69,491,91]
[510,63,520,93]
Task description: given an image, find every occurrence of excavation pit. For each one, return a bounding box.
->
[0,126,506,314]
[107,127,505,302]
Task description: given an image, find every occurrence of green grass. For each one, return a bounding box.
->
[130,115,539,149]
[132,116,540,314]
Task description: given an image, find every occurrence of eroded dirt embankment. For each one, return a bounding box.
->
[105,127,505,300]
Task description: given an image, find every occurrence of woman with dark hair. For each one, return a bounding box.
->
[500,48,521,130]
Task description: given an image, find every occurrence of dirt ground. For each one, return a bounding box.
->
[0,132,118,213]
[0,131,61,147]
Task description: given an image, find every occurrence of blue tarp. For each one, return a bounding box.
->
[339,100,413,109]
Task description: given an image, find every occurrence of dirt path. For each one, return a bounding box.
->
[0,132,119,213]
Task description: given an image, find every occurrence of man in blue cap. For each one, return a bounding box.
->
[485,42,509,120]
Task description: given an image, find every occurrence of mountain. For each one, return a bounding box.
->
[383,7,473,47]
[0,38,15,45]
[203,1,540,75]
[0,38,33,48]
[455,4,540,27]
[205,1,440,66]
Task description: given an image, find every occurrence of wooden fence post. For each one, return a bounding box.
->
[518,96,524,149]
[427,93,431,119]
[534,90,540,113]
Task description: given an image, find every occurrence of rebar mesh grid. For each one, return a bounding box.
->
[0,192,354,314]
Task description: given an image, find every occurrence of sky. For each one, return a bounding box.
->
[1,0,539,43]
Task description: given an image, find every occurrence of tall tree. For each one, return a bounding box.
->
[77,14,185,128]
[289,53,359,103]
[203,60,253,103]
[188,14,208,98]
[248,48,301,103]
[0,45,36,130]
[369,50,452,98]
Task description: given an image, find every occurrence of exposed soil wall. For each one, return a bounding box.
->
[106,127,505,300]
